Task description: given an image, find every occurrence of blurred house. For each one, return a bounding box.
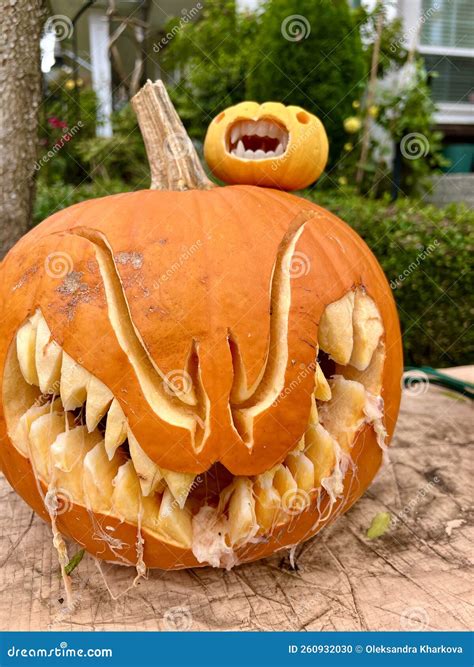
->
[397,0,474,175]
[44,0,200,136]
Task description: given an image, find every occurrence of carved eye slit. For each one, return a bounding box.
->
[5,286,386,568]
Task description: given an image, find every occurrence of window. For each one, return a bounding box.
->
[420,0,474,49]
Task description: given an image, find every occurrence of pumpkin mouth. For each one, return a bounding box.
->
[5,285,387,568]
[226,118,289,160]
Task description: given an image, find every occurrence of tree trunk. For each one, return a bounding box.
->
[0,0,46,258]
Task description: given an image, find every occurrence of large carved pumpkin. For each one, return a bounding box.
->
[0,82,402,579]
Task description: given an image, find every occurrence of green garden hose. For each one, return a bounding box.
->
[403,366,474,400]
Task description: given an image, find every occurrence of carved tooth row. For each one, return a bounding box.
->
[50,426,103,503]
[111,461,192,547]
[318,288,383,371]
[15,311,197,511]
[16,400,193,549]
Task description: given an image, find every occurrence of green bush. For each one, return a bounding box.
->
[246,0,366,167]
[305,188,473,368]
[34,182,473,368]
[33,180,135,226]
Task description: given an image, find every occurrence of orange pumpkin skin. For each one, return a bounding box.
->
[0,185,402,569]
[204,102,329,191]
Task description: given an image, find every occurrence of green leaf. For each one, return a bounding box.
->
[366,512,391,539]
[64,549,85,576]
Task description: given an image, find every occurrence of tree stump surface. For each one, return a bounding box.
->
[0,371,472,632]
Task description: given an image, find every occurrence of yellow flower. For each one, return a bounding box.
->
[344,142,353,151]
[76,77,84,88]
[343,116,362,134]
[64,79,75,90]
[338,176,348,186]
[368,105,379,118]
[352,100,360,109]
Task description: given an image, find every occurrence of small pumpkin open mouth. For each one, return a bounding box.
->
[226,118,289,160]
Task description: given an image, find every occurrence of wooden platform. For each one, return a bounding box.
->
[0,377,472,632]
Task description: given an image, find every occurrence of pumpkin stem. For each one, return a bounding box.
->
[131,79,214,191]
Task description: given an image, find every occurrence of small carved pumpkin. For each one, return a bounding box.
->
[204,101,329,191]
[0,82,402,580]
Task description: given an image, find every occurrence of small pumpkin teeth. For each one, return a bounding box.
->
[50,425,102,503]
[228,477,257,547]
[230,126,240,144]
[104,399,128,459]
[318,291,355,365]
[315,363,331,401]
[16,314,40,386]
[35,315,62,395]
[319,377,366,452]
[28,412,67,480]
[229,119,288,159]
[85,376,114,432]
[350,290,384,371]
[60,352,92,411]
[127,429,163,496]
[83,441,123,512]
